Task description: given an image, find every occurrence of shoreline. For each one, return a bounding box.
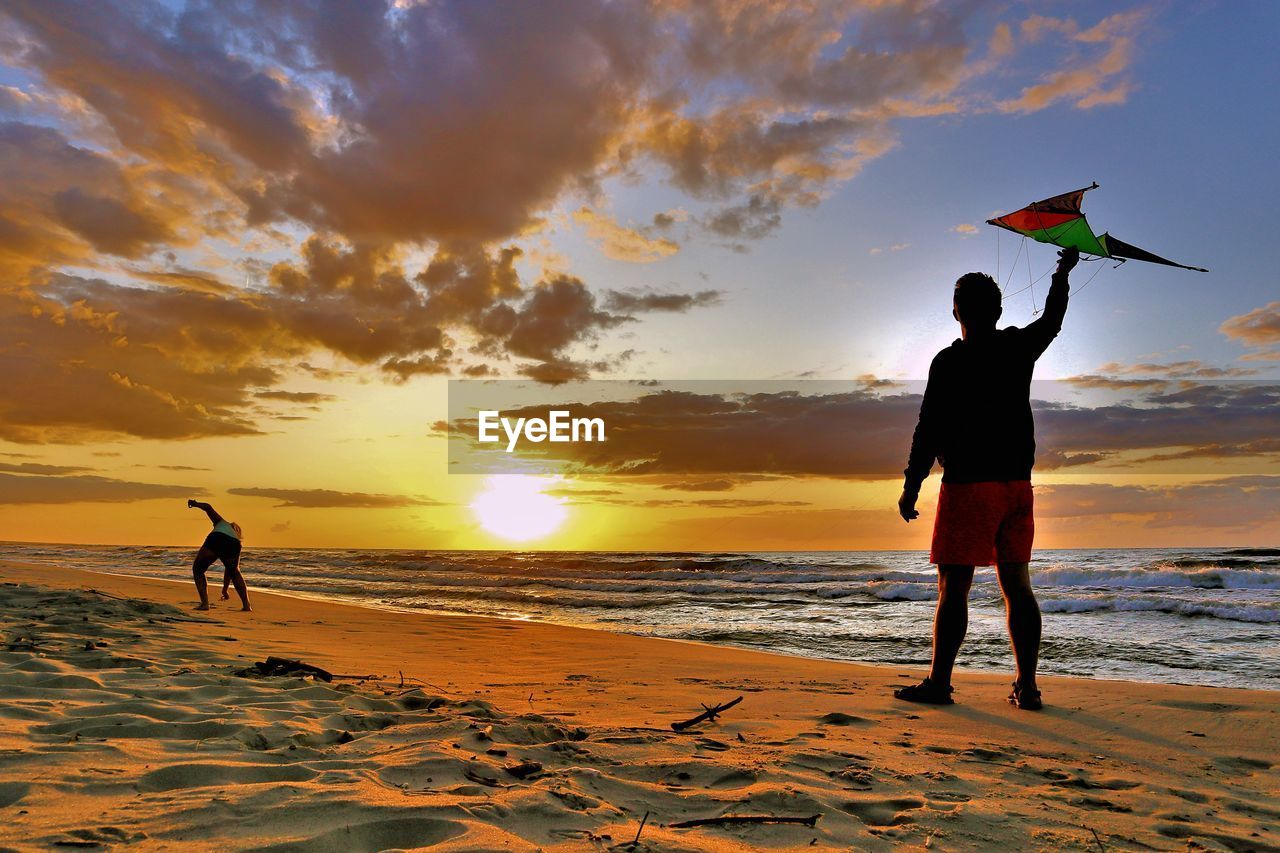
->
[4,538,1267,554]
[8,560,1273,693]
[2,559,1278,849]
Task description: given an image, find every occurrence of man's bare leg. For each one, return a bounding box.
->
[230,568,251,611]
[928,564,975,688]
[192,548,216,610]
[222,561,252,612]
[996,561,1041,692]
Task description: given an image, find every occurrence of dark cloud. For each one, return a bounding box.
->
[51,187,170,256]
[604,289,723,313]
[448,381,1280,480]
[0,472,198,504]
[0,280,271,442]
[254,390,337,403]
[0,122,184,276]
[1039,383,1280,457]
[226,486,443,508]
[0,248,635,439]
[658,478,743,492]
[452,387,923,479]
[1037,477,1280,530]
[0,461,93,475]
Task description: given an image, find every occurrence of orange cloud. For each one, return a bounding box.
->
[572,208,679,263]
[1221,301,1280,363]
[996,10,1146,113]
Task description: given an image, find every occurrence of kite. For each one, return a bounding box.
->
[986,183,1207,272]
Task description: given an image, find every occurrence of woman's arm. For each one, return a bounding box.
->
[187,500,224,525]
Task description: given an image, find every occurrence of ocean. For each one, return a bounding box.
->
[6,543,1277,690]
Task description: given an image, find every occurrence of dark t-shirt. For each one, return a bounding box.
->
[903,278,1067,491]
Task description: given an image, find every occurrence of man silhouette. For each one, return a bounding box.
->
[896,246,1079,710]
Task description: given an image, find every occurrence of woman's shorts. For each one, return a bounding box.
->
[930,480,1034,567]
[201,531,242,568]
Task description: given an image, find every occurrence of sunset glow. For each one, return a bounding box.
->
[470,476,569,543]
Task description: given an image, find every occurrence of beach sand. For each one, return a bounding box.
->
[0,559,1276,851]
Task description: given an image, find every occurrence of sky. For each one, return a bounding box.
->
[0,0,1277,551]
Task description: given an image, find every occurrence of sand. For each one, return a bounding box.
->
[0,559,1276,851]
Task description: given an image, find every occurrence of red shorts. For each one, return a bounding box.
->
[930,480,1034,566]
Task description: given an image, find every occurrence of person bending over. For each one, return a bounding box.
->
[188,500,251,612]
[896,247,1079,710]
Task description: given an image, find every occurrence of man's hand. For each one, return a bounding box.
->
[220,589,230,601]
[1056,246,1080,275]
[898,489,919,522]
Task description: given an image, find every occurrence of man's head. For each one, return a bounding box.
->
[953,272,1002,330]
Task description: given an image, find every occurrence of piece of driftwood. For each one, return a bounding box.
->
[671,695,743,732]
[631,811,650,845]
[670,813,821,829]
[234,656,334,682]
[85,588,131,602]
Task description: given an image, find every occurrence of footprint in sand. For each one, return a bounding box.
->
[251,817,465,852]
[1212,755,1273,773]
[1166,786,1209,803]
[840,795,926,827]
[708,769,758,789]
[1071,795,1133,813]
[56,827,147,846]
[137,762,318,792]
[0,782,28,809]
[1053,774,1141,791]
[816,711,873,727]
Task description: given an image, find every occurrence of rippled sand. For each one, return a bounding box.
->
[1,560,1276,850]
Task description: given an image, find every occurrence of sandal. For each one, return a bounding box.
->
[894,677,954,705]
[1008,681,1042,711]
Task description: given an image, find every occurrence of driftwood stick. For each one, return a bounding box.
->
[670,813,821,829]
[264,656,333,681]
[397,673,451,693]
[84,588,131,602]
[631,811,650,845]
[234,657,335,682]
[671,695,743,732]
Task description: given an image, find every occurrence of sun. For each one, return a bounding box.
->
[469,475,569,542]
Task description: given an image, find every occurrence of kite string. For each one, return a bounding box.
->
[1002,259,1051,301]
[1026,234,1038,314]
[1068,256,1107,296]
[1001,237,1024,292]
